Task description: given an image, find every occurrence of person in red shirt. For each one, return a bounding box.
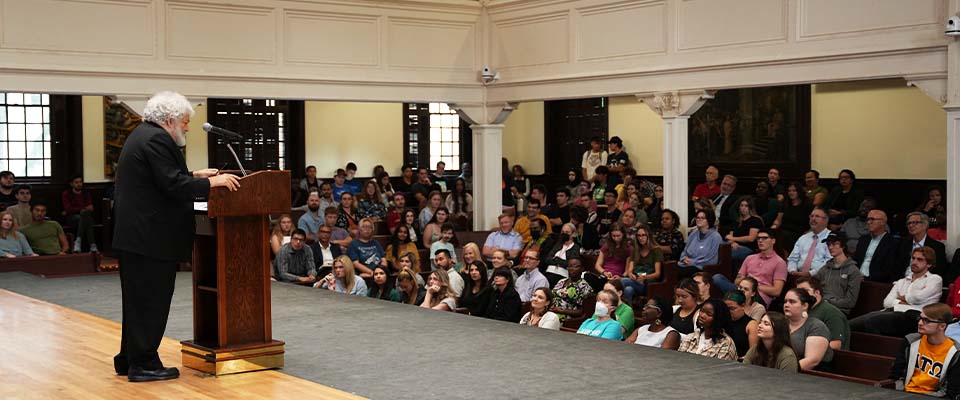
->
[691,165,721,201]
[61,175,96,252]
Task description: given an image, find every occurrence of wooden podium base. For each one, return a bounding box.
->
[181,340,285,376]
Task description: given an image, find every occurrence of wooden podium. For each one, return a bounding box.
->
[181,170,290,375]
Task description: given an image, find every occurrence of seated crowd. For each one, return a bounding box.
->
[270,144,958,397]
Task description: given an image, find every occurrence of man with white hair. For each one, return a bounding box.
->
[112,91,240,382]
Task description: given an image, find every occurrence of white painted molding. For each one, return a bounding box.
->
[906,74,948,105]
[448,102,518,125]
[635,90,715,118]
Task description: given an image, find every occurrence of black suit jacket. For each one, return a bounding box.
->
[714,193,738,235]
[897,237,948,280]
[854,233,902,283]
[112,122,211,261]
[310,241,343,268]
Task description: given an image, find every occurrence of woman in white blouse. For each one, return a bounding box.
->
[626,296,680,350]
[520,287,561,330]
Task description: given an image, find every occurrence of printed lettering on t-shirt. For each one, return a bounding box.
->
[916,354,945,379]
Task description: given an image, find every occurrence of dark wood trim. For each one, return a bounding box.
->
[286,101,306,176]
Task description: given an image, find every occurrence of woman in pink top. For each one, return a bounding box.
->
[595,224,632,279]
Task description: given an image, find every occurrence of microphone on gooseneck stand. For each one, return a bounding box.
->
[201,123,248,177]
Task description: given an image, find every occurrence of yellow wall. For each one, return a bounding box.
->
[304,101,403,176]
[609,96,664,176]
[81,96,208,182]
[502,102,545,175]
[811,80,945,179]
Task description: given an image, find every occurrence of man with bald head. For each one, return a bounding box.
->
[854,209,902,283]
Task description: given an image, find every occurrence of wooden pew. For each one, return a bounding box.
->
[849,281,893,319]
[703,243,733,282]
[850,331,903,359]
[0,253,101,276]
[803,349,895,388]
[644,261,678,305]
[561,293,597,330]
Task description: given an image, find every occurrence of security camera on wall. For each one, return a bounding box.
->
[947,15,960,37]
[480,66,500,84]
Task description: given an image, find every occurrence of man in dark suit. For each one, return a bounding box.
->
[853,209,902,283]
[310,224,343,277]
[712,174,738,235]
[112,91,239,382]
[898,211,949,281]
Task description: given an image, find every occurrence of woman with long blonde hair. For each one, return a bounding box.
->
[318,255,367,296]
[421,269,457,311]
[269,214,294,256]
[0,211,35,257]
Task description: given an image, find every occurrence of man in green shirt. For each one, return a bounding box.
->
[20,202,69,255]
[796,276,851,350]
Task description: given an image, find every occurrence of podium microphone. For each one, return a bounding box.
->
[202,123,244,140]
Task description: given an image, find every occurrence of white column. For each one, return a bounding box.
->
[636,91,715,226]
[948,108,960,255]
[471,124,504,230]
[662,116,691,225]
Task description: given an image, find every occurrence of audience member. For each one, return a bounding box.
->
[725,196,764,272]
[678,209,722,278]
[270,214,294,257]
[714,228,786,306]
[712,175,739,234]
[542,223,580,286]
[6,184,31,228]
[621,225,662,302]
[771,182,813,250]
[520,287,561,330]
[782,288,832,371]
[421,269,458,311]
[297,192,324,242]
[618,207,647,238]
[737,277,767,321]
[61,175,97,252]
[644,185,664,224]
[0,211,35,257]
[786,207,831,277]
[357,180,387,221]
[516,248,549,302]
[626,297,680,350]
[510,164,531,201]
[367,266,400,301]
[803,169,828,207]
[565,169,582,198]
[394,166,415,205]
[754,181,780,227]
[385,225,418,272]
[401,209,421,248]
[343,162,362,194]
[335,192,360,235]
[889,303,960,397]
[20,202,68,255]
[458,163,472,191]
[331,169,350,202]
[317,182,337,214]
[0,171,15,209]
[824,169,864,227]
[434,248,463,297]
[581,137,607,182]
[899,211,948,280]
[795,277,850,351]
[385,193,407,233]
[604,280,635,337]
[742,312,798,372]
[395,252,424,286]
[460,261,492,316]
[515,199,552,244]
[397,267,426,305]
[455,242,484,273]
[597,189,622,236]
[692,272,713,304]
[570,203,600,252]
[850,247,943,337]
[591,166,610,208]
[692,165,721,201]
[654,209,685,262]
[482,214,523,261]
[550,257,593,322]
[377,171,394,205]
[484,268,522,323]
[318,255,367,296]
[576,289,623,341]
[678,298,737,361]
[274,229,316,284]
[671,279,702,339]
[605,136,629,187]
[346,218,386,278]
[322,206,352,251]
[547,187,572,230]
[918,185,947,241]
[431,161,449,190]
[418,191,443,231]
[310,224,343,270]
[445,178,472,223]
[854,209,902,283]
[766,168,786,201]
[518,219,553,266]
[595,224,632,280]
[814,232,862,315]
[723,291,758,359]
[298,165,319,201]
[422,207,452,248]
[839,198,876,254]
[412,170,441,210]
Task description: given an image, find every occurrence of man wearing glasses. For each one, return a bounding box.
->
[898,212,948,280]
[713,227,786,305]
[851,247,942,337]
[890,302,960,397]
[787,208,832,277]
[515,248,548,302]
[854,209,902,283]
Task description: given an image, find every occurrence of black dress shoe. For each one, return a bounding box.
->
[127,366,180,382]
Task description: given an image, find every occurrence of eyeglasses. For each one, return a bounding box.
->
[756,236,772,241]
[866,217,882,222]
[694,216,707,221]
[919,316,947,324]
[907,221,923,226]
[643,304,661,311]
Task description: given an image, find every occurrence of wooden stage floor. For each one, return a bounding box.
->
[0,289,364,400]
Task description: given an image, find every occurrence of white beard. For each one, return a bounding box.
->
[171,125,187,147]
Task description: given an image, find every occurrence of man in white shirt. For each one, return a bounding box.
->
[581,137,607,182]
[850,246,943,337]
[515,248,549,302]
[434,249,463,297]
[787,207,832,277]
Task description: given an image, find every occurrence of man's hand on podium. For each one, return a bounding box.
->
[193,168,220,178]
[209,173,241,192]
